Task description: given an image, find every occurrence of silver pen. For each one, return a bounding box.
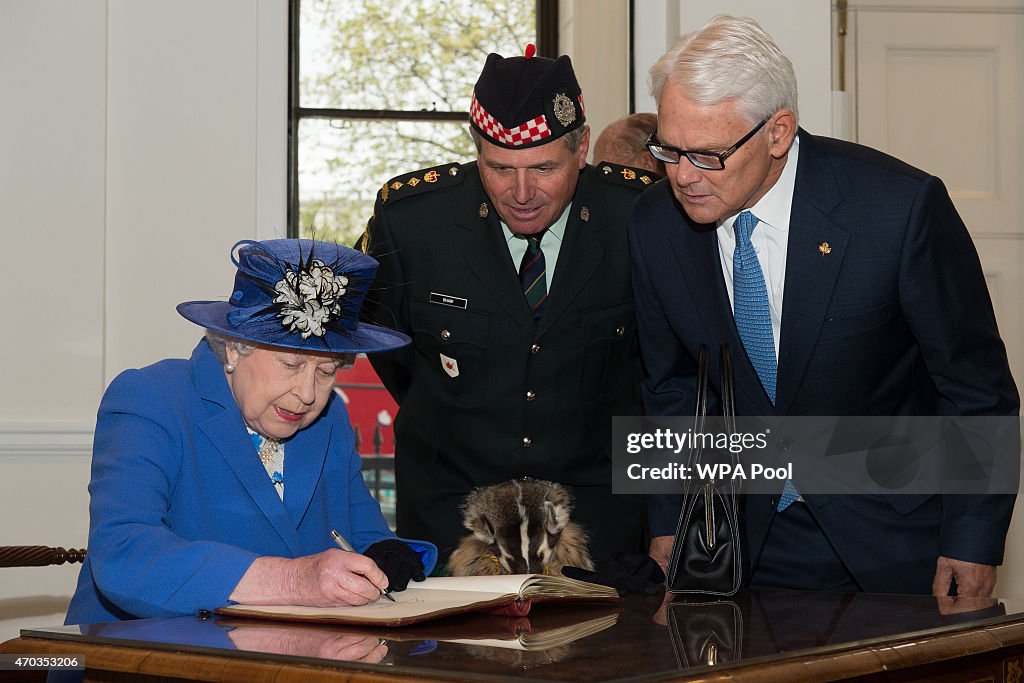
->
[330,529,396,602]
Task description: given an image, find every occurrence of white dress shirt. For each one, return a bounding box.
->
[502,203,569,282]
[716,135,800,360]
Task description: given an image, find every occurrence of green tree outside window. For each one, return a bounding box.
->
[295,0,538,245]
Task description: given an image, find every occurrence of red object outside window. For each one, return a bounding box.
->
[334,355,398,456]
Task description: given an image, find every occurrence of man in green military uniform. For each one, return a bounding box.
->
[361,48,659,570]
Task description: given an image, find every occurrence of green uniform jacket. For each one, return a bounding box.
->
[362,160,658,565]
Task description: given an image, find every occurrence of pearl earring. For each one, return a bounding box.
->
[225,363,235,374]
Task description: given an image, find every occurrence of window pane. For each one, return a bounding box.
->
[300,0,538,111]
[298,117,476,245]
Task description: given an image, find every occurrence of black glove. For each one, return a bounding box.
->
[561,552,666,595]
[363,539,425,592]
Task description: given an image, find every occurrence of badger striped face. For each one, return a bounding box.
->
[462,478,572,574]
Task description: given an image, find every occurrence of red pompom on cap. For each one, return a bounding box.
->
[524,43,537,59]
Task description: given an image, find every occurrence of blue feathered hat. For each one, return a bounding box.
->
[177,239,409,354]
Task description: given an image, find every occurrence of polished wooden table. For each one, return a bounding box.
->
[4,589,1024,682]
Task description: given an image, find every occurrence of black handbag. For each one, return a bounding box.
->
[665,344,743,596]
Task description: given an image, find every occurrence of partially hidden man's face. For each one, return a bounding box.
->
[656,81,793,225]
[477,127,589,236]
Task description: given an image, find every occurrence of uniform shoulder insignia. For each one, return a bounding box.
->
[594,161,662,189]
[374,162,467,206]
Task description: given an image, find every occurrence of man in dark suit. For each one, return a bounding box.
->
[361,49,658,568]
[631,16,1018,595]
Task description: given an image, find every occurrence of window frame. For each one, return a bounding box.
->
[286,0,558,236]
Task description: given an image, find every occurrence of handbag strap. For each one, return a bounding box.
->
[719,344,743,493]
[719,344,736,435]
[694,344,710,435]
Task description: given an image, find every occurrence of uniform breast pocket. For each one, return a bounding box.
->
[410,299,490,406]
[580,301,637,401]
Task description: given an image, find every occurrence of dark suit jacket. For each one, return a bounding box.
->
[629,130,1018,594]
[362,161,657,564]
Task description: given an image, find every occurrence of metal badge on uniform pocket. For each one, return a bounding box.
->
[440,352,460,378]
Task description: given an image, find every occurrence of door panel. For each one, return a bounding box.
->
[852,6,1024,596]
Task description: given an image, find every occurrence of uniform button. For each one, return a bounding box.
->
[615,325,625,336]
[530,343,541,354]
[522,437,533,448]
[525,390,536,401]
[440,329,451,341]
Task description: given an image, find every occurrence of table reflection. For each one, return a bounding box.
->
[20,588,1021,682]
[225,622,388,663]
[666,589,1004,669]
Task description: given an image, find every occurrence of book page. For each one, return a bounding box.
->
[519,574,619,599]
[217,575,617,626]
[418,574,617,599]
[412,575,539,595]
[220,587,516,624]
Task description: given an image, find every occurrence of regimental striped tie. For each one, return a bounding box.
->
[519,232,547,319]
[732,211,800,512]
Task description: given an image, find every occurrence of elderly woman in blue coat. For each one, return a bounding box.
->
[67,239,436,623]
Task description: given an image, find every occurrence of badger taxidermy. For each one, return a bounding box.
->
[448,478,595,576]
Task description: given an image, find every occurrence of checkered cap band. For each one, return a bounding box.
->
[470,93,552,147]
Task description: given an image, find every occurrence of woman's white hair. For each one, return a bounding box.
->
[204,331,256,364]
[649,15,799,126]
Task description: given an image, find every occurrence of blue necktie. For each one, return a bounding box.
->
[732,212,798,511]
[733,211,777,403]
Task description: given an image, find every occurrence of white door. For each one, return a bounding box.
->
[850,2,1024,596]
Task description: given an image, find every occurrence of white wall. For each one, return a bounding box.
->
[559,0,629,160]
[0,0,286,642]
[632,1,834,136]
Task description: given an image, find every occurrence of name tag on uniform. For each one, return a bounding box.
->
[429,292,468,309]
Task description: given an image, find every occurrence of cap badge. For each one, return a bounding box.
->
[580,207,590,222]
[479,203,489,218]
[552,92,576,128]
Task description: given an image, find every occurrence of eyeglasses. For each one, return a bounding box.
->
[646,116,771,170]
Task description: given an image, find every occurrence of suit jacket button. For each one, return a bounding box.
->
[615,325,625,336]
[440,329,451,341]
[522,437,533,448]
[525,390,536,401]
[530,343,541,353]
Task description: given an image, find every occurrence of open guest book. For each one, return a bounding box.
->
[216,574,621,627]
